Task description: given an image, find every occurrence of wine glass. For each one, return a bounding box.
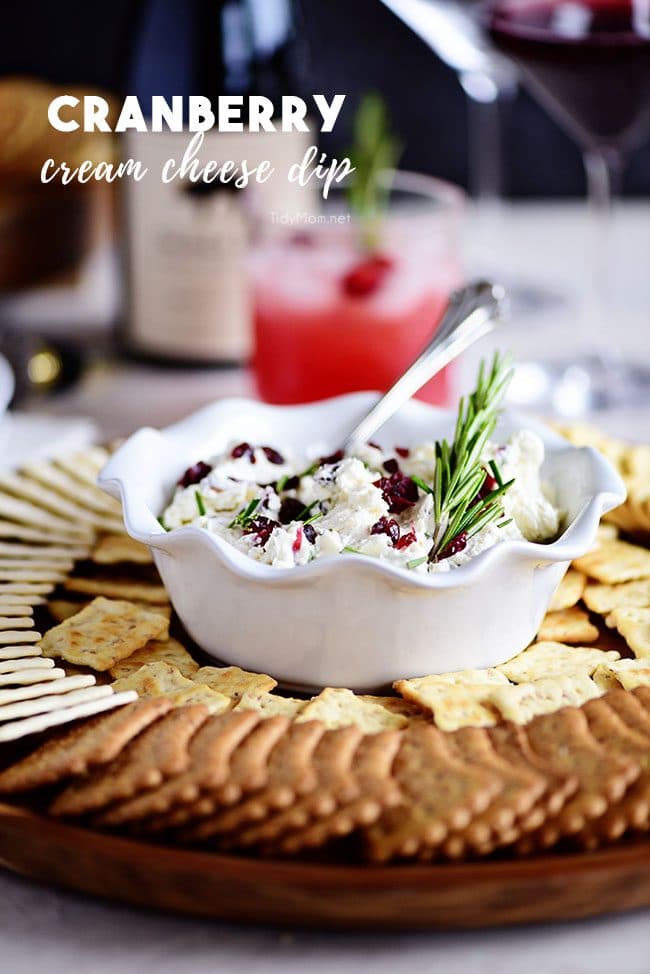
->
[483,0,650,413]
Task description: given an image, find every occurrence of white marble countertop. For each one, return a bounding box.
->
[2,200,649,969]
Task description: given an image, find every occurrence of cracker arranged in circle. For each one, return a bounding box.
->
[593,658,650,692]
[92,535,153,565]
[51,704,210,817]
[548,569,586,612]
[536,607,599,644]
[236,692,307,719]
[364,723,502,862]
[0,519,90,545]
[296,687,410,733]
[0,617,34,631]
[0,493,93,541]
[605,606,650,658]
[0,541,88,562]
[0,603,34,617]
[573,539,650,584]
[0,690,139,743]
[0,684,113,724]
[170,684,232,714]
[20,459,122,519]
[108,638,198,681]
[192,665,277,701]
[63,577,169,604]
[0,697,171,792]
[583,578,650,615]
[111,660,197,697]
[497,641,619,684]
[394,671,507,731]
[0,672,96,706]
[48,598,172,626]
[39,597,169,672]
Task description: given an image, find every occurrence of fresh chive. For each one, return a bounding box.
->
[275,474,289,493]
[302,511,323,527]
[157,515,169,532]
[228,497,260,530]
[298,461,320,479]
[195,491,206,516]
[406,556,428,570]
[297,501,319,522]
[342,545,362,554]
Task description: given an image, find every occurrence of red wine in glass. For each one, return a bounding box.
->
[487,0,650,152]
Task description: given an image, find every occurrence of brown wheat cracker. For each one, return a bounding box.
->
[497,641,619,684]
[92,535,153,565]
[181,721,326,844]
[51,704,209,817]
[593,658,650,692]
[583,578,650,615]
[605,606,650,658]
[516,707,640,851]
[192,665,277,700]
[488,673,602,724]
[63,577,169,604]
[0,697,171,792]
[576,696,650,848]
[573,539,650,584]
[96,710,260,827]
[278,730,404,856]
[236,692,306,719]
[548,569,587,612]
[296,687,410,733]
[363,723,502,862]
[109,638,198,681]
[440,726,548,858]
[536,607,599,644]
[40,598,168,672]
[230,725,364,851]
[605,687,650,737]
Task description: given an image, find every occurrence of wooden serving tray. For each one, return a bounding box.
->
[1,802,648,929]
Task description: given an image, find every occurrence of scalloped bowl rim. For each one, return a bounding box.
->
[100,393,627,591]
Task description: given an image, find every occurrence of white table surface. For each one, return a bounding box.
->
[2,201,649,971]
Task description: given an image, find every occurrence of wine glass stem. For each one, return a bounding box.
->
[582,147,623,360]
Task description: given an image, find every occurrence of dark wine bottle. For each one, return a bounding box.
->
[122,0,312,365]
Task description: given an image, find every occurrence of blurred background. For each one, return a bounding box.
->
[0,0,648,448]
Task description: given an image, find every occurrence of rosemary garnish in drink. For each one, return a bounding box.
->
[346,93,401,251]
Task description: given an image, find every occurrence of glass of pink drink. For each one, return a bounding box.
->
[251,171,466,406]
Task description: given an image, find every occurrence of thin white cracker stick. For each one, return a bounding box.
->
[0,541,89,561]
[0,684,113,723]
[0,605,34,617]
[0,645,42,660]
[0,657,54,675]
[55,447,109,485]
[0,560,73,573]
[0,673,95,705]
[0,584,52,597]
[0,618,34,631]
[0,592,47,605]
[0,667,65,687]
[0,690,137,742]
[0,569,67,583]
[0,492,93,539]
[0,520,89,545]
[20,461,122,517]
[0,631,41,645]
[0,472,107,529]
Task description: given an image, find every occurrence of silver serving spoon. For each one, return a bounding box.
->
[343,279,507,454]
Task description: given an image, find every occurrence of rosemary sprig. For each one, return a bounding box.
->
[428,353,515,562]
[228,497,260,530]
[346,93,401,251]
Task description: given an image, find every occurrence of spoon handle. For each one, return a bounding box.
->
[343,279,507,453]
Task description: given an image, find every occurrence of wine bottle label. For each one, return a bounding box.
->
[124,129,312,362]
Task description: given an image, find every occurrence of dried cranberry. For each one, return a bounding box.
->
[278,496,306,524]
[383,457,400,474]
[395,529,417,550]
[475,470,498,502]
[292,527,303,553]
[243,516,278,547]
[231,442,256,462]
[370,516,400,546]
[395,446,410,459]
[438,531,468,560]
[303,523,317,545]
[319,449,345,466]
[178,461,212,487]
[373,471,419,515]
[341,253,395,298]
[262,446,285,465]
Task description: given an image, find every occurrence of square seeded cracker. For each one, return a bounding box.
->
[39,597,169,672]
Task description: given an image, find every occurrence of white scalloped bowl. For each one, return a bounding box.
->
[99,394,625,690]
